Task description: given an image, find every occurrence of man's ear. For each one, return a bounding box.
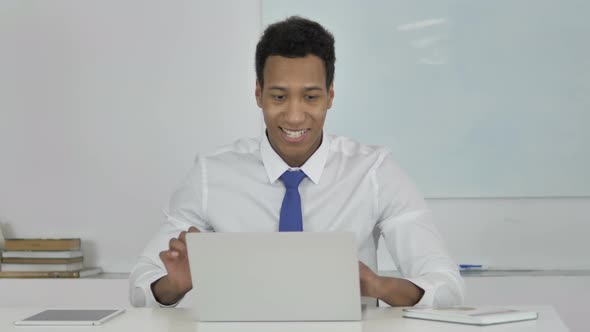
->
[255,80,263,108]
[327,83,335,109]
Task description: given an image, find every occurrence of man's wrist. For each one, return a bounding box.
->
[151,276,185,306]
[372,276,425,306]
[369,275,387,299]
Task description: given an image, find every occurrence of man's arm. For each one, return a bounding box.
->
[370,153,465,307]
[359,262,424,306]
[129,158,211,307]
[150,227,200,305]
[151,275,185,306]
[129,224,201,307]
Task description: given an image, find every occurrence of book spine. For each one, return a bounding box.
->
[1,257,83,264]
[1,250,83,258]
[0,271,81,278]
[0,262,84,272]
[4,239,81,251]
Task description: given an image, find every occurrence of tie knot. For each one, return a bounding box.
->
[280,170,306,189]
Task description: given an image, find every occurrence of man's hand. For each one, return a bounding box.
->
[358,261,425,306]
[152,226,200,305]
[359,261,382,298]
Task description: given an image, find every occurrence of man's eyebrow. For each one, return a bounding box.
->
[267,86,324,92]
[268,86,287,91]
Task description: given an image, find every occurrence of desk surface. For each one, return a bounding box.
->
[84,269,590,279]
[1,306,569,332]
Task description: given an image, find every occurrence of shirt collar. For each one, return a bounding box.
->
[260,131,329,185]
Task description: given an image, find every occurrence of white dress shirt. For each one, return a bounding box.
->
[129,133,465,308]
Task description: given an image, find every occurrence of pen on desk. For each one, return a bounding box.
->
[459,264,484,270]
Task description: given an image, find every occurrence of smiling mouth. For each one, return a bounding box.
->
[280,127,309,138]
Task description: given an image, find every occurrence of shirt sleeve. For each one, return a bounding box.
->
[129,157,213,307]
[374,152,466,307]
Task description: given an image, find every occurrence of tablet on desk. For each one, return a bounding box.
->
[402,306,538,326]
[14,309,125,326]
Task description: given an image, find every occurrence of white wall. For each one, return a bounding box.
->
[0,0,262,271]
[378,197,590,271]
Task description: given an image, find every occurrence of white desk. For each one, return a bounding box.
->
[1,306,569,332]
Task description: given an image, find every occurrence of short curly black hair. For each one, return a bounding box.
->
[255,16,335,90]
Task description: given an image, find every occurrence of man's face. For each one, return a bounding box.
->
[256,55,334,167]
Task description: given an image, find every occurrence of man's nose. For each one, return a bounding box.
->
[283,99,305,126]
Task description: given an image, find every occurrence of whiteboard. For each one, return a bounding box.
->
[263,0,590,198]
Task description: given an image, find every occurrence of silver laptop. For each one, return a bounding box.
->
[186,232,362,322]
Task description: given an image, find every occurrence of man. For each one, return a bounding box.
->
[130,16,465,308]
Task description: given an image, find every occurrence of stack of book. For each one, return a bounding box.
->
[0,238,102,278]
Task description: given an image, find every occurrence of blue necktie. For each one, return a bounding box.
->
[279,170,306,232]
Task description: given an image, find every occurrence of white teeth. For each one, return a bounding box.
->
[282,128,307,138]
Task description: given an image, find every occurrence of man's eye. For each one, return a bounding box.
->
[272,95,286,101]
[305,95,319,101]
